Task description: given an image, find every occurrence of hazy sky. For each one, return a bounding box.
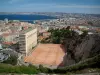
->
[0,0,100,14]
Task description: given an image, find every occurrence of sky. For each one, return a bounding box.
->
[0,0,100,14]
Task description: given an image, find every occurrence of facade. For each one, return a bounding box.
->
[19,28,37,56]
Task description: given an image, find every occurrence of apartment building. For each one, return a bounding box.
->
[19,28,37,56]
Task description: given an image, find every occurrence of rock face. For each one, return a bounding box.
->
[64,34,100,65]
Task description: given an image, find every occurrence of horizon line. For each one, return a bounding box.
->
[0,12,100,15]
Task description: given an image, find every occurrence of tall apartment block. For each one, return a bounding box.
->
[19,28,37,56]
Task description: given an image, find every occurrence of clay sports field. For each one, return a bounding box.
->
[24,44,66,67]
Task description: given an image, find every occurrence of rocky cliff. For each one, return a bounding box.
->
[64,33,100,65]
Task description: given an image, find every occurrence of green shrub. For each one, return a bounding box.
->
[39,65,48,73]
[3,56,17,65]
[0,63,39,74]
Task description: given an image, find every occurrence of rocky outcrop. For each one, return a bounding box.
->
[64,34,100,65]
[75,34,100,61]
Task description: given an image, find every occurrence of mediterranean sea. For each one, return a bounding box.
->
[0,14,57,23]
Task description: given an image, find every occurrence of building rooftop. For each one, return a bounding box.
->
[20,27,35,34]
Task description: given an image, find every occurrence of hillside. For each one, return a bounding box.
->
[64,33,100,65]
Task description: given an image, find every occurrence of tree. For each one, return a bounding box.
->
[48,27,73,44]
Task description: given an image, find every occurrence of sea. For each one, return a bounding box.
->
[0,14,57,23]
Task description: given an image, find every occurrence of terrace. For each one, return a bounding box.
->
[24,44,66,68]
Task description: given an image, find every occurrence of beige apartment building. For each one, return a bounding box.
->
[19,28,37,56]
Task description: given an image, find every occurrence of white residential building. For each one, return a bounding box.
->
[19,28,37,56]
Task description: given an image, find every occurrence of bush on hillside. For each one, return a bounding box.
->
[3,56,17,65]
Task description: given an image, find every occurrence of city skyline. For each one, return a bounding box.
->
[0,0,100,14]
